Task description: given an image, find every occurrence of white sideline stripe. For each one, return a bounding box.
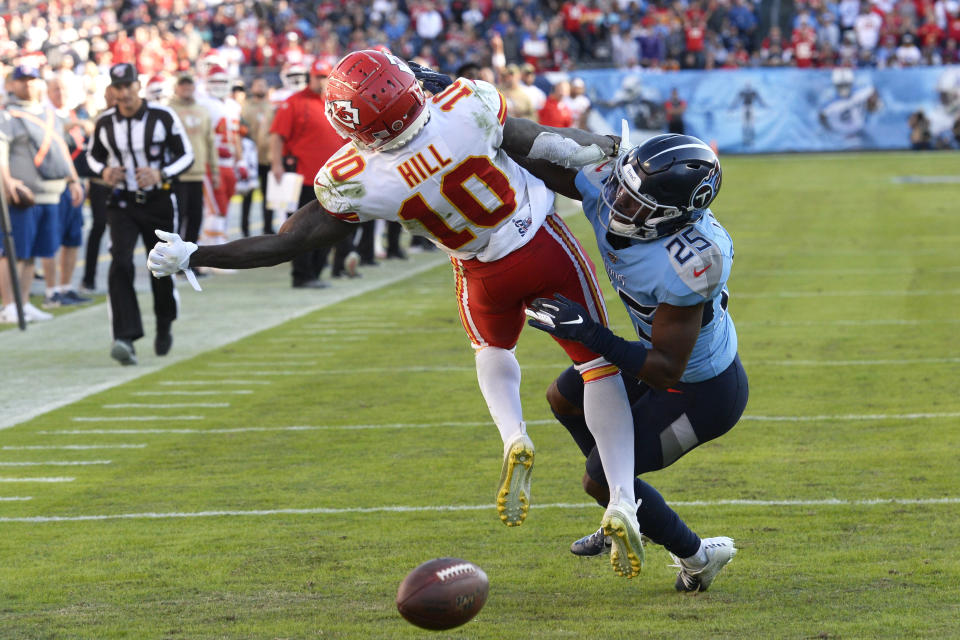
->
[265,336,366,343]
[222,352,329,357]
[738,319,960,327]
[756,358,960,366]
[735,289,960,299]
[0,496,32,501]
[133,390,253,396]
[0,460,111,466]
[742,266,960,276]
[36,411,960,436]
[741,412,960,422]
[2,444,146,450]
[71,416,203,422]
[157,380,271,386]
[206,362,318,367]
[102,403,230,409]
[1,497,957,524]
[0,477,74,483]
[301,322,399,329]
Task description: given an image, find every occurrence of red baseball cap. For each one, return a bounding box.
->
[311,59,332,77]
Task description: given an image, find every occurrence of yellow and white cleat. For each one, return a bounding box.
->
[601,486,645,578]
[496,433,535,526]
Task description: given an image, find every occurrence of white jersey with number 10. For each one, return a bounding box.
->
[313,78,555,262]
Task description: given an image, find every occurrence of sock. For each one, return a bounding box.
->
[475,346,525,445]
[157,318,172,337]
[681,542,709,570]
[577,359,636,507]
[634,477,701,558]
[45,287,57,298]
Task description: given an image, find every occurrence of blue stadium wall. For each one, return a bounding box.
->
[573,66,960,153]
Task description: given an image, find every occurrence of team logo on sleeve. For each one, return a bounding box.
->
[328,100,361,130]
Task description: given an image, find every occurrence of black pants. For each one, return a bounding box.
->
[241,164,275,237]
[386,221,403,257]
[290,185,353,285]
[173,180,203,244]
[107,192,177,342]
[82,181,111,288]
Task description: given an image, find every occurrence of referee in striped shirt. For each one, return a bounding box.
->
[86,63,194,365]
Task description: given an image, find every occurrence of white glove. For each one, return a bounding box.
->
[527,131,607,169]
[147,229,202,291]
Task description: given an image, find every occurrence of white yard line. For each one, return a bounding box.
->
[206,362,319,367]
[1,497,957,524]
[35,411,960,437]
[132,390,253,396]
[71,416,204,422]
[0,477,75,483]
[0,460,111,466]
[157,380,272,386]
[735,289,960,299]
[2,444,146,450]
[0,496,32,501]
[102,403,230,409]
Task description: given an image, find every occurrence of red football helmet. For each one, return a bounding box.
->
[324,50,428,151]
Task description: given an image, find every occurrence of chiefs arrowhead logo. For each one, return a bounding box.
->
[328,100,361,130]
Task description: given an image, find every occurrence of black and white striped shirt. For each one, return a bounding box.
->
[86,101,194,192]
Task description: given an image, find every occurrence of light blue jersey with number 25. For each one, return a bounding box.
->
[575,161,738,383]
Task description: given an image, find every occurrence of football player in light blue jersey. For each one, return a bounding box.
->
[519,133,749,592]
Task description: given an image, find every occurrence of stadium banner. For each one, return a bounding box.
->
[571,66,960,153]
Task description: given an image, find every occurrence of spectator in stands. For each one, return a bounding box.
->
[538,80,574,128]
[0,65,84,324]
[500,64,536,120]
[908,110,932,149]
[520,63,547,112]
[665,88,687,134]
[240,77,276,236]
[565,77,592,128]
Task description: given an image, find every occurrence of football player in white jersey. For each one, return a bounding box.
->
[147,50,644,576]
[200,65,243,244]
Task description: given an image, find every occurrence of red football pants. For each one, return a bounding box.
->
[452,213,610,364]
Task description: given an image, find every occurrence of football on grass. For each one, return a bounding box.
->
[396,557,489,630]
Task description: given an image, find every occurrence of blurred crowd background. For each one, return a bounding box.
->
[4,0,960,113]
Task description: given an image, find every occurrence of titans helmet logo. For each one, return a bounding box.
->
[328,100,361,130]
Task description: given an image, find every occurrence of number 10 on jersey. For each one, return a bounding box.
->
[397,156,518,250]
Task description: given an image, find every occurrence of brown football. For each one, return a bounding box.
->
[396,557,489,631]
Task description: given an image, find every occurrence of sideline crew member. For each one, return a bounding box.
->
[86,63,194,365]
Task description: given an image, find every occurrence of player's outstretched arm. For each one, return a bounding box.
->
[189,200,354,270]
[506,152,581,201]
[501,116,619,167]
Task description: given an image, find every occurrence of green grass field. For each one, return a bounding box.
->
[1,152,959,639]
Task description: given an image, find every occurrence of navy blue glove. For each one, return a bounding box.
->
[406,60,454,94]
[525,294,598,342]
[527,293,650,376]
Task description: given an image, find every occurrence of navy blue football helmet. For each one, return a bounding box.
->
[601,134,722,240]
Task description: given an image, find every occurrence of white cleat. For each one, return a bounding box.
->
[496,433,534,526]
[671,536,738,592]
[601,486,644,578]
